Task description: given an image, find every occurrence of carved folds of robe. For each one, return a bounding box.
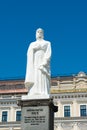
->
[25,39,51,95]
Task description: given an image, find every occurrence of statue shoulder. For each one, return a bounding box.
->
[30,41,36,46]
[29,41,37,48]
[27,41,36,54]
[44,40,51,46]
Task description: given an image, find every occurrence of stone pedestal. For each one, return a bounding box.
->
[18,98,58,130]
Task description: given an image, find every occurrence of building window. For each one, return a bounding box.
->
[64,106,70,117]
[16,111,21,121]
[80,105,87,116]
[2,111,8,122]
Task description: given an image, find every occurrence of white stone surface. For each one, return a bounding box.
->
[22,94,50,100]
[24,28,51,99]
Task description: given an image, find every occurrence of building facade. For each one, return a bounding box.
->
[0,79,27,130]
[51,72,87,130]
[0,72,87,130]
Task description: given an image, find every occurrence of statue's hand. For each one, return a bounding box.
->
[39,65,47,74]
[42,60,48,66]
[39,65,50,77]
[39,65,43,70]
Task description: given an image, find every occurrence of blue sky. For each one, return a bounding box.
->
[0,0,87,79]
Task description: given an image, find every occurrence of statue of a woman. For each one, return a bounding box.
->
[25,28,51,98]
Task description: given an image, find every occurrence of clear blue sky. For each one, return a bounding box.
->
[0,0,87,79]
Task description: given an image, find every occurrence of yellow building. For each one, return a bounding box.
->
[0,71,87,130]
[51,71,87,130]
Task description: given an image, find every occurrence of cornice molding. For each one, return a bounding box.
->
[51,92,87,100]
[51,88,87,94]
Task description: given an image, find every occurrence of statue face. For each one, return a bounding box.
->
[36,28,44,40]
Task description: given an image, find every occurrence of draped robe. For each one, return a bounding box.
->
[25,39,51,96]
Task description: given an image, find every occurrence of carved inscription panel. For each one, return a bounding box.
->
[21,106,49,130]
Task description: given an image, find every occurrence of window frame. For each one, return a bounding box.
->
[2,110,8,122]
[80,104,87,117]
[15,110,21,121]
[63,105,71,117]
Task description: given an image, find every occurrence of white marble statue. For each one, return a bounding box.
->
[25,28,51,98]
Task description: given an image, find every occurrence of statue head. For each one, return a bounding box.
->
[36,28,44,40]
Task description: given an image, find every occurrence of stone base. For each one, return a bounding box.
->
[18,98,58,130]
[22,94,50,100]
